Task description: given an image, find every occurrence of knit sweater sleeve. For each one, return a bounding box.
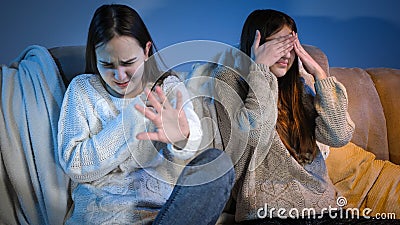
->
[314,76,355,147]
[58,77,146,183]
[213,63,278,148]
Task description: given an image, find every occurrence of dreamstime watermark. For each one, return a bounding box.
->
[257,196,397,220]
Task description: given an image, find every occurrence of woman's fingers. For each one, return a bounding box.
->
[138,86,183,120]
[143,86,174,113]
[252,30,261,50]
[275,34,295,53]
[293,33,304,54]
[281,44,294,56]
[154,86,173,110]
[136,85,186,120]
[144,88,163,112]
[251,30,261,59]
[136,131,159,141]
[134,104,157,121]
[293,32,310,60]
[175,90,183,111]
[292,32,326,80]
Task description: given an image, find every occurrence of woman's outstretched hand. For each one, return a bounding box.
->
[292,31,327,80]
[252,30,295,67]
[134,86,190,147]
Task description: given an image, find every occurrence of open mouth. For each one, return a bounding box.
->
[115,80,130,88]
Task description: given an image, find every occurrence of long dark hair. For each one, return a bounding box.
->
[240,9,317,164]
[85,4,168,88]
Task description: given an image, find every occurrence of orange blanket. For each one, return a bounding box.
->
[326,142,399,218]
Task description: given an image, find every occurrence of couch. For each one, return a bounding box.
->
[50,44,400,222]
[1,44,398,224]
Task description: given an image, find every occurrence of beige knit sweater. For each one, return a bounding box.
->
[210,63,355,222]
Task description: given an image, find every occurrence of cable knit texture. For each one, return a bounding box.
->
[58,74,202,225]
[213,63,355,222]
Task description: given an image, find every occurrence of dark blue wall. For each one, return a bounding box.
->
[1,0,399,69]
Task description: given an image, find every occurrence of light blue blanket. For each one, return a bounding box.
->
[0,45,69,225]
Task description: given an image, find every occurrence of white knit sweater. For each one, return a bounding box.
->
[58,74,202,224]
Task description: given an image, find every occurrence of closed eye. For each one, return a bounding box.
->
[98,57,138,68]
[99,61,114,68]
[121,61,135,67]
[120,58,138,66]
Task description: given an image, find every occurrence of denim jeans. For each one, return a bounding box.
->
[153,148,235,225]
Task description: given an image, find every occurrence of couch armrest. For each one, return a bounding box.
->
[330,67,389,161]
[368,68,400,164]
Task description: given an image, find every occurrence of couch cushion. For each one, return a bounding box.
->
[367,68,400,165]
[49,46,86,86]
[329,68,389,160]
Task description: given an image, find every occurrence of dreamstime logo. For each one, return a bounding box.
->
[336,196,347,207]
[121,40,264,186]
[256,196,397,220]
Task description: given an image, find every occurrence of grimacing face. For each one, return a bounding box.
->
[95,35,151,98]
[267,25,295,77]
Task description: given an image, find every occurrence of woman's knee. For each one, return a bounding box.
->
[188,148,231,166]
[178,148,235,186]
